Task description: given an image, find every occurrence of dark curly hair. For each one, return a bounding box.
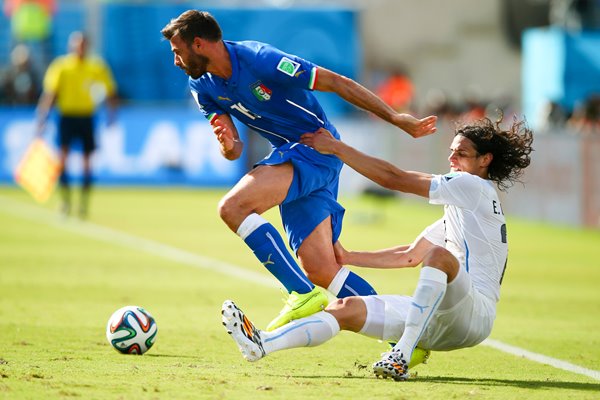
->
[455,114,534,191]
[161,10,222,45]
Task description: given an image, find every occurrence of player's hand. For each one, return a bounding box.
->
[393,114,437,138]
[333,241,349,265]
[300,128,338,154]
[212,118,236,152]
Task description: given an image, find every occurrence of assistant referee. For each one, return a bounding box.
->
[36,31,117,217]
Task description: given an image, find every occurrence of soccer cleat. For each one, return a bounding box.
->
[221,300,266,362]
[408,346,431,369]
[387,343,430,369]
[265,287,328,331]
[373,351,409,381]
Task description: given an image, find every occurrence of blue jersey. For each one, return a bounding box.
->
[189,40,340,148]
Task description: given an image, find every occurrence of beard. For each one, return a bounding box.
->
[183,53,209,79]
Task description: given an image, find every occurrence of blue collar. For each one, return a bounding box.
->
[223,41,239,88]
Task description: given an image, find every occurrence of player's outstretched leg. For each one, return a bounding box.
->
[222,300,266,362]
[373,350,410,381]
[266,287,328,331]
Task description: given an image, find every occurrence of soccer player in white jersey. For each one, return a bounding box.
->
[221,116,533,381]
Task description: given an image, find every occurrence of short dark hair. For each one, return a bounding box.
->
[456,114,534,191]
[161,10,222,44]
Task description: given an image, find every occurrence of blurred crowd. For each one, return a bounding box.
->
[538,95,600,136]
[0,0,53,105]
[373,69,600,136]
[372,70,518,128]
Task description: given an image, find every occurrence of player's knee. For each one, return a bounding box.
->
[325,297,365,332]
[217,195,238,225]
[325,297,346,312]
[423,246,459,277]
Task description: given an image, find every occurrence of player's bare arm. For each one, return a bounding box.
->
[334,235,435,269]
[314,68,437,138]
[212,114,243,160]
[300,128,433,197]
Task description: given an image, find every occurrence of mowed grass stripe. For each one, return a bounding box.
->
[1,194,599,383]
[0,194,275,288]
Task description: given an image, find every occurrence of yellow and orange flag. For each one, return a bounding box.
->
[14,139,60,203]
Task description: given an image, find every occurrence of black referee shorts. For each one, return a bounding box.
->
[58,115,96,154]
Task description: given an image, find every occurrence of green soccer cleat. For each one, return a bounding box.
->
[387,343,431,369]
[408,346,431,369]
[266,287,328,331]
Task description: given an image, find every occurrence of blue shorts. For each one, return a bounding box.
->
[255,142,345,253]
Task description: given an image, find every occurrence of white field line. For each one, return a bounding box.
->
[1,195,599,381]
[0,195,277,288]
[482,339,600,381]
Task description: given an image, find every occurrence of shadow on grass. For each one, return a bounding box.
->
[419,376,600,391]
[270,374,600,390]
[144,353,199,359]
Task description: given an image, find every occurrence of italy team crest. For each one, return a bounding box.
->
[251,82,272,101]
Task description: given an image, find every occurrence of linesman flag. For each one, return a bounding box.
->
[14,139,60,203]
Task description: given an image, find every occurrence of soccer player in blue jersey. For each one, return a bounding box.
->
[161,10,437,330]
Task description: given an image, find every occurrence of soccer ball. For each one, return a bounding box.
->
[106,306,158,355]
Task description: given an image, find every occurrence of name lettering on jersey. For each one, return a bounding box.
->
[492,200,504,215]
[217,96,232,102]
[277,57,301,77]
[230,102,261,120]
[250,82,272,101]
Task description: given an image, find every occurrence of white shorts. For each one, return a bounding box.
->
[361,267,496,351]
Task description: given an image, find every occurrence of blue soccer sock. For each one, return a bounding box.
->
[327,266,377,297]
[237,213,313,294]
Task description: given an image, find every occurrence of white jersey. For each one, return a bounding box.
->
[425,172,508,302]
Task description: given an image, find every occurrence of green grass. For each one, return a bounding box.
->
[0,187,599,399]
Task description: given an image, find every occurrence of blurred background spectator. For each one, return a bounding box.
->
[3,0,55,71]
[0,43,41,105]
[567,94,600,135]
[374,66,415,113]
[538,100,570,131]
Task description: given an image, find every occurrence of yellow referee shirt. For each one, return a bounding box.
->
[43,53,116,116]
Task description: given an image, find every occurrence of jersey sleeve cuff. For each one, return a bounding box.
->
[308,66,318,90]
[207,113,219,124]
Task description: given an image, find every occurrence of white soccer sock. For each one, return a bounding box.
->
[261,312,340,355]
[236,213,268,239]
[394,267,447,361]
[326,267,350,297]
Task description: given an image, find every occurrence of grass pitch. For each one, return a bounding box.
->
[0,187,599,399]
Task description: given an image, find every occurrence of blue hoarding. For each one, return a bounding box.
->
[0,106,247,186]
